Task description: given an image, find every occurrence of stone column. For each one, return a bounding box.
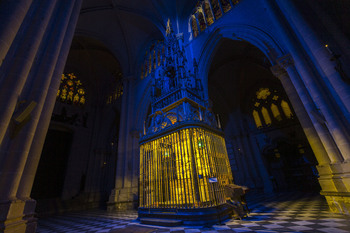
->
[276,0,350,116]
[270,57,337,165]
[236,116,260,187]
[0,0,34,67]
[240,135,261,187]
[227,114,255,188]
[0,1,57,147]
[0,2,58,232]
[270,56,350,214]
[262,0,350,164]
[286,0,350,214]
[0,1,83,232]
[83,104,107,204]
[115,77,131,189]
[108,76,138,210]
[264,2,350,210]
[306,1,350,64]
[16,1,82,231]
[131,131,141,202]
[239,114,274,193]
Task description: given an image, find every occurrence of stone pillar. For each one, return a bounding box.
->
[131,131,141,198]
[305,1,350,64]
[227,113,255,188]
[270,57,337,165]
[0,1,83,232]
[0,1,57,146]
[276,0,350,116]
[0,0,34,67]
[108,76,138,210]
[17,1,82,231]
[239,135,261,187]
[262,0,350,164]
[239,115,274,193]
[236,115,261,188]
[270,55,350,214]
[228,136,245,184]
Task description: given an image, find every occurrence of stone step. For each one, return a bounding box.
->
[140,218,183,227]
[151,211,177,215]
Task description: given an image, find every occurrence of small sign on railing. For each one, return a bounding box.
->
[209,177,218,183]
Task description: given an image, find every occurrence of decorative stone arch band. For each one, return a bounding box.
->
[194,24,338,192]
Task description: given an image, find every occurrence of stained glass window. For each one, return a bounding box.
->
[261,107,272,125]
[281,100,293,119]
[144,51,149,77]
[141,66,144,79]
[253,110,262,128]
[203,1,214,26]
[231,0,240,5]
[149,53,152,74]
[57,73,85,105]
[252,86,294,129]
[191,15,199,38]
[210,0,222,19]
[197,11,207,31]
[271,103,282,121]
[220,0,231,13]
[106,81,123,104]
[153,50,157,69]
[162,46,165,63]
[157,49,161,66]
[189,0,241,39]
[141,41,164,79]
[256,88,271,100]
[106,70,123,104]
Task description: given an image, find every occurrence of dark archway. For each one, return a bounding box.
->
[31,36,123,214]
[207,39,320,193]
[31,129,73,200]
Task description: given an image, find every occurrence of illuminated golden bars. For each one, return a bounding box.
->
[139,126,233,209]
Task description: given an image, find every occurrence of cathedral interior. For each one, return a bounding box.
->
[1,0,350,232]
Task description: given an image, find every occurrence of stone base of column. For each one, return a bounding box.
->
[107,187,138,211]
[0,199,27,233]
[321,191,350,215]
[317,162,350,215]
[22,199,37,233]
[33,193,100,216]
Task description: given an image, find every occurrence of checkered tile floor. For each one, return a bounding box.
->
[37,192,350,233]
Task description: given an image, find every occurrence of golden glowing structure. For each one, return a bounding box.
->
[138,20,234,225]
[139,127,233,209]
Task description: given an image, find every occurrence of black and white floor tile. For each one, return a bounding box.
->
[37,192,350,233]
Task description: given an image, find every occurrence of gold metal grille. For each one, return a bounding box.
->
[139,127,233,209]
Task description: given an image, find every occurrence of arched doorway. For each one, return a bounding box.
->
[262,139,319,192]
[31,128,73,200]
[31,36,123,214]
[206,38,320,193]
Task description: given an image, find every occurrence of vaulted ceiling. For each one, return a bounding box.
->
[64,0,198,105]
[75,0,197,74]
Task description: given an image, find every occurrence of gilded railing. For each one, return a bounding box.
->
[139,127,233,209]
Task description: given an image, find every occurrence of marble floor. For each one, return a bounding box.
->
[37,192,350,233]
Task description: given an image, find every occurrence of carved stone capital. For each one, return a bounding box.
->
[270,64,287,79]
[276,54,294,69]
